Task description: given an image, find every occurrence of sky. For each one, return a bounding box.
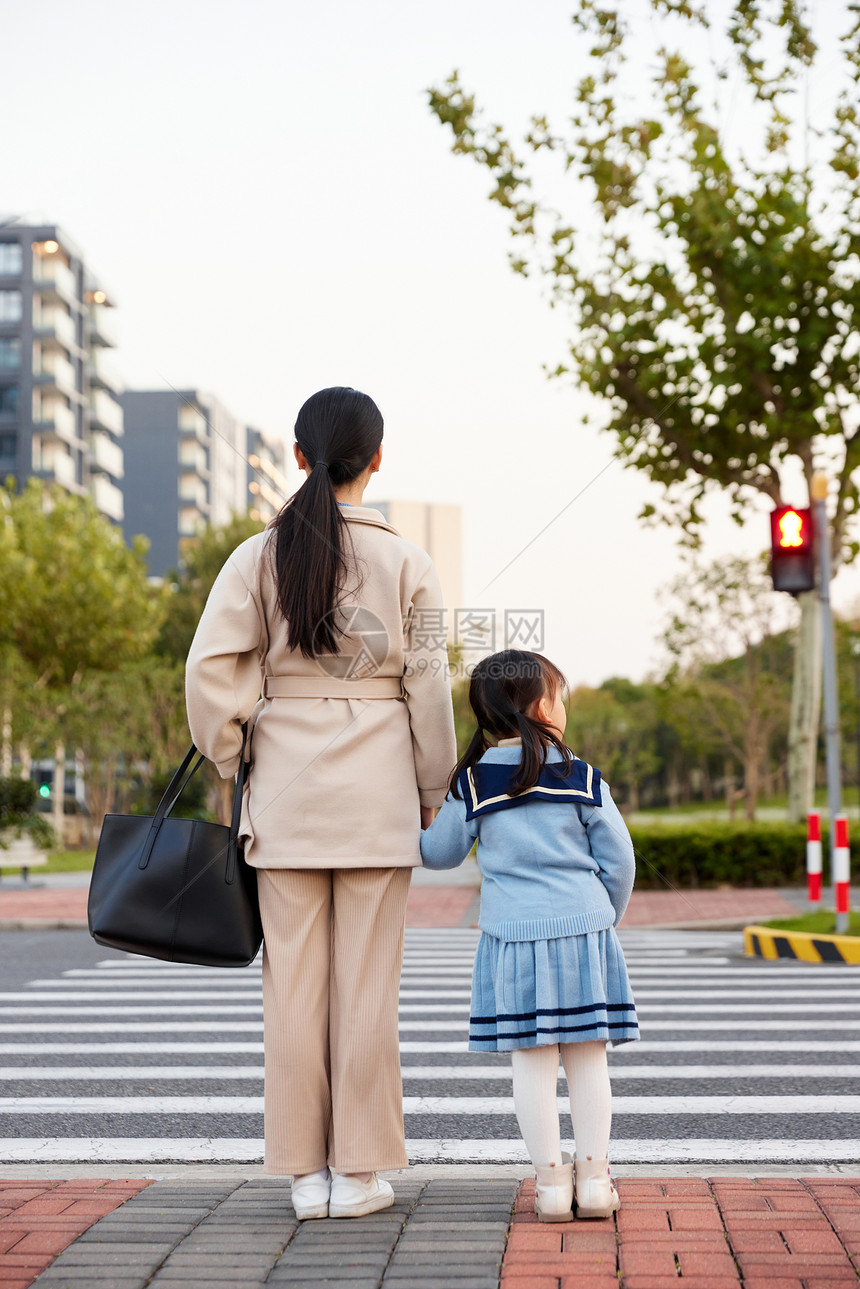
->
[5,0,859,687]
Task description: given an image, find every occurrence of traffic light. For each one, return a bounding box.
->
[770,505,815,594]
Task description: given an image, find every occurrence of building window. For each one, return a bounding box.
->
[0,386,18,415]
[0,291,22,322]
[0,338,19,370]
[0,244,22,275]
[0,432,15,457]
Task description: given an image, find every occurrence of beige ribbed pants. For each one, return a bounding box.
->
[257,865,412,1176]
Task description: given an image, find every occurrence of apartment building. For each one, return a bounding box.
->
[120,389,264,575]
[247,425,289,523]
[0,222,124,520]
[374,500,463,619]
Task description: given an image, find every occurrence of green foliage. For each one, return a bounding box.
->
[0,777,38,826]
[428,3,860,555]
[0,775,56,850]
[0,491,259,840]
[158,512,265,663]
[565,679,661,811]
[630,821,810,888]
[661,554,794,817]
[1,479,165,687]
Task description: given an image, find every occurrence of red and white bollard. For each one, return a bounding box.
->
[834,814,851,933]
[806,811,822,908]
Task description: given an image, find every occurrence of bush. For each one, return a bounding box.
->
[0,775,57,850]
[629,822,812,889]
[0,777,38,827]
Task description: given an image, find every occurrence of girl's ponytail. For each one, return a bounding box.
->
[272,388,383,658]
[448,726,489,796]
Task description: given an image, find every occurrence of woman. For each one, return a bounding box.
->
[185,386,456,1218]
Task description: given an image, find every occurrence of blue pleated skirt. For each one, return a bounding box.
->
[469,928,640,1051]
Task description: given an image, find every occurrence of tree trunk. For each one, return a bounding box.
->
[19,743,31,781]
[760,759,774,800]
[627,779,640,812]
[82,756,116,847]
[787,590,821,821]
[667,768,680,808]
[724,756,737,821]
[52,740,65,842]
[1,705,11,776]
[743,750,760,821]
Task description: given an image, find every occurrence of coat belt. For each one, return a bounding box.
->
[262,675,404,700]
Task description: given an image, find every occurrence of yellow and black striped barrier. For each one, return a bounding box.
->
[744,924,860,964]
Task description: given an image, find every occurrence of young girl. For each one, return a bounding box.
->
[420,649,638,1222]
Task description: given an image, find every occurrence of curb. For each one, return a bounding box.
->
[744,922,860,963]
[0,918,89,931]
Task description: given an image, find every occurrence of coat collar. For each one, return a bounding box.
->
[339,504,401,537]
[459,756,602,820]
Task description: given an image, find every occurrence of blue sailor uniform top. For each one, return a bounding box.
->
[420,742,635,942]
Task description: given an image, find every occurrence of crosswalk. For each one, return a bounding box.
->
[1,928,859,1165]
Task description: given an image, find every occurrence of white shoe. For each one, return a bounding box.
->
[290,1167,331,1220]
[534,1152,574,1223]
[574,1158,620,1219]
[328,1172,395,1218]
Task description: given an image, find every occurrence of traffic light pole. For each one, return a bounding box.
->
[811,473,847,933]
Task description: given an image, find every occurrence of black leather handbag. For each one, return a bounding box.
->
[88,724,263,967]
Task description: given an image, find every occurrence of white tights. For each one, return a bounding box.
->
[510,1040,611,1166]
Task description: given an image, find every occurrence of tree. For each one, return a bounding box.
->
[62,661,194,842]
[565,679,661,811]
[428,1,860,818]
[157,513,265,663]
[0,481,165,835]
[661,554,795,819]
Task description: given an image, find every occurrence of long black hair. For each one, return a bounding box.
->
[451,649,573,797]
[272,387,383,657]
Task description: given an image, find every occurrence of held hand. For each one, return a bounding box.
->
[420,805,437,831]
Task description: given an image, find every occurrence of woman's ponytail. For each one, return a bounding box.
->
[272,388,384,658]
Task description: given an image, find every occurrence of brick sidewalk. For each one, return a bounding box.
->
[0,1180,151,1288]
[2,1176,859,1288]
[0,882,800,930]
[503,1176,860,1288]
[0,883,482,930]
[617,888,799,928]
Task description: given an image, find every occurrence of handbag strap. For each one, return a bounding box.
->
[225,723,251,886]
[163,750,206,818]
[138,724,249,873]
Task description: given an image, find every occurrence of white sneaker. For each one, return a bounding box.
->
[290,1167,331,1220]
[328,1172,395,1218]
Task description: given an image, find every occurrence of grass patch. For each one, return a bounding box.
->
[762,910,860,937]
[0,848,95,877]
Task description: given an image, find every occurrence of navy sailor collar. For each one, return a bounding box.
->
[459,754,602,821]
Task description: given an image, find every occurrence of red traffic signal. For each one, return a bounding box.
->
[770,505,815,594]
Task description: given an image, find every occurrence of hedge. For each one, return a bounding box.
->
[628,823,816,889]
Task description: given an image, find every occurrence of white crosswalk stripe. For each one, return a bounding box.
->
[1,927,858,1164]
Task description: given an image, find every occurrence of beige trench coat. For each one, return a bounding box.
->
[185,504,457,868]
